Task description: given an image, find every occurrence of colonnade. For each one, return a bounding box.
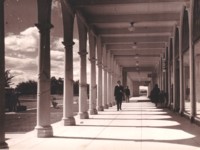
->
[151,0,199,123]
[0,0,124,147]
[1,0,200,149]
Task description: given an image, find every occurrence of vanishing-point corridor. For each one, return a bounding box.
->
[1,1,200,148]
[6,97,200,150]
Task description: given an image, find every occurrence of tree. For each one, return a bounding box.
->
[51,76,57,94]
[57,77,64,94]
[5,70,15,87]
[73,80,79,96]
[15,80,37,95]
[51,76,63,94]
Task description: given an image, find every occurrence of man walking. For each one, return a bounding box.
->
[124,86,130,103]
[114,80,124,111]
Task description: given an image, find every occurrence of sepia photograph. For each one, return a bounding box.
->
[1,0,200,149]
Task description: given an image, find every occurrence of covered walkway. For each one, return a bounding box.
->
[5,97,200,150]
[1,1,200,148]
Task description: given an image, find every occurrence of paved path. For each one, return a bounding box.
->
[5,97,200,150]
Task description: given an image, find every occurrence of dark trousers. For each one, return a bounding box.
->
[116,99,122,110]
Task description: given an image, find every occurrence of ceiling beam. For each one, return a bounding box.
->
[115,58,160,63]
[124,67,155,72]
[101,33,171,38]
[111,49,164,55]
[63,0,97,37]
[88,13,180,23]
[102,36,169,43]
[97,26,173,35]
[70,0,189,6]
[107,43,166,50]
[76,10,97,37]
[115,54,161,58]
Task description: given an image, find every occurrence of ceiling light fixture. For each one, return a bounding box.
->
[128,22,135,32]
[135,53,139,59]
[132,42,137,49]
[136,61,139,66]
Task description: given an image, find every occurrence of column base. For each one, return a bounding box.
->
[62,117,76,126]
[89,108,98,115]
[104,104,109,109]
[190,116,194,123]
[35,125,53,138]
[78,111,89,119]
[0,142,8,149]
[179,110,183,116]
[109,103,113,107]
[98,106,104,111]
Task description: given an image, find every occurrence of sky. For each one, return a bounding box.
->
[4,0,90,87]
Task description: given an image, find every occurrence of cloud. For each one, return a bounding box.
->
[5,27,39,53]
[51,37,64,51]
[5,27,39,86]
[5,26,93,87]
[5,56,37,70]
[51,50,64,61]
[5,56,37,87]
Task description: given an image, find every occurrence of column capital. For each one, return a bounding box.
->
[78,51,88,56]
[35,23,53,33]
[97,62,103,68]
[113,73,117,77]
[88,57,96,62]
[107,69,112,73]
[102,65,107,71]
[62,41,75,48]
[110,71,114,75]
[79,83,88,87]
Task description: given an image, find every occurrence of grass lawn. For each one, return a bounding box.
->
[5,95,79,133]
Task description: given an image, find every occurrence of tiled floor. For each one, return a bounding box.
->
[5,97,200,150]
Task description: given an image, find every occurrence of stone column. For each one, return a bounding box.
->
[0,0,8,148]
[160,58,163,90]
[160,60,162,88]
[113,61,118,105]
[157,60,161,88]
[88,31,97,115]
[119,67,123,83]
[60,0,75,125]
[188,3,196,121]
[164,47,168,94]
[102,46,109,109]
[77,17,89,119]
[35,0,53,138]
[172,28,177,111]
[112,61,116,102]
[162,54,167,93]
[116,65,120,82]
[179,32,184,114]
[62,41,76,125]
[96,37,104,111]
[179,6,185,115]
[111,55,115,105]
[122,70,127,87]
[107,51,112,107]
[167,40,172,107]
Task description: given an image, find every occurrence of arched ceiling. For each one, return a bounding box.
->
[68,0,190,82]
